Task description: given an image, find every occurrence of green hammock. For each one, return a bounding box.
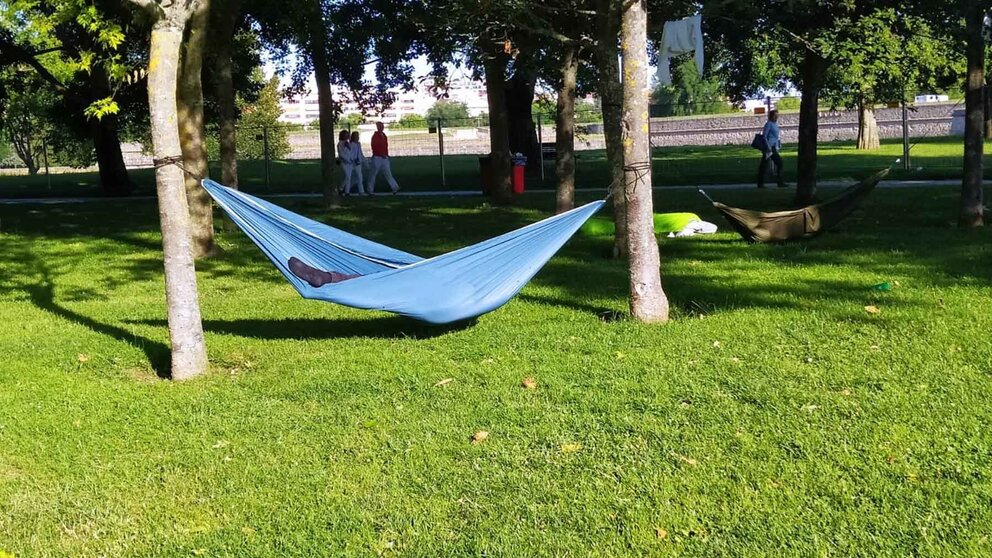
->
[700,169,889,243]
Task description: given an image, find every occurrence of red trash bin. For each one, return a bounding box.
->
[511,155,527,194]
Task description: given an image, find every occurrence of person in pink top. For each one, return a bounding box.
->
[367,121,400,194]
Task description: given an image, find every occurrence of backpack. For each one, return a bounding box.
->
[750,133,768,152]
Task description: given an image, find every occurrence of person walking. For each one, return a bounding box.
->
[337,129,356,196]
[367,121,400,194]
[349,131,369,196]
[757,109,786,188]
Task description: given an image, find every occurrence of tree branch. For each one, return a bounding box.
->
[0,39,66,91]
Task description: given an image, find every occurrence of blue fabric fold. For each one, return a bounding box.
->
[201,179,605,324]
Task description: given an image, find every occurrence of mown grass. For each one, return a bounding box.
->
[1,186,991,556]
[1,136,989,199]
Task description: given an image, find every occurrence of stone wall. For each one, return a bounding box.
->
[648,102,963,147]
[51,102,963,173]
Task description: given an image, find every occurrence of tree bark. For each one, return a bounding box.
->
[146,20,209,380]
[483,51,513,205]
[621,0,668,324]
[90,115,133,196]
[856,95,880,150]
[210,0,242,191]
[593,0,625,258]
[505,59,540,166]
[796,51,826,206]
[555,45,578,214]
[961,5,985,227]
[10,131,39,175]
[178,0,220,258]
[309,8,340,209]
[984,76,992,141]
[88,66,133,196]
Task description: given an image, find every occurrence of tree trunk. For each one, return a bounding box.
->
[961,5,985,227]
[146,21,209,380]
[505,59,540,166]
[309,9,340,209]
[90,115,133,196]
[856,95,880,150]
[594,0,626,258]
[621,0,668,324]
[984,77,992,141]
[210,0,242,191]
[178,0,220,258]
[88,66,133,196]
[10,132,39,175]
[483,51,513,205]
[555,45,578,214]
[796,51,825,206]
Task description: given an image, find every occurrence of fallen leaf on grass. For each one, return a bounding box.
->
[521,377,537,390]
[655,527,668,540]
[712,340,721,349]
[470,431,489,444]
[864,305,881,315]
[434,378,454,387]
[211,440,229,449]
[561,443,582,453]
[840,389,852,397]
[671,452,698,466]
[76,354,90,363]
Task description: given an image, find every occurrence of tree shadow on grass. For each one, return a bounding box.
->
[24,268,171,379]
[129,315,477,341]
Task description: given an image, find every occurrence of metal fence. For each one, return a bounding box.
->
[0,98,974,196]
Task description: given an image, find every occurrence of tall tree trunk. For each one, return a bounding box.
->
[484,51,513,205]
[796,51,825,206]
[555,45,578,214]
[984,76,992,140]
[146,20,209,380]
[309,12,340,208]
[594,0,626,258]
[505,58,540,166]
[961,5,985,227]
[210,0,242,191]
[178,0,220,258]
[621,0,668,324]
[856,95,880,150]
[88,66,133,196]
[90,116,132,196]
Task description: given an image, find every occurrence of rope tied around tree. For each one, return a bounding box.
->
[153,155,204,181]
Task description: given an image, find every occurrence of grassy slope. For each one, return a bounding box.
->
[0,136,987,199]
[0,187,991,556]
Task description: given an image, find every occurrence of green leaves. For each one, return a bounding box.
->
[82,96,119,120]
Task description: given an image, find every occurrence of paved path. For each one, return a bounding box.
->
[0,179,964,206]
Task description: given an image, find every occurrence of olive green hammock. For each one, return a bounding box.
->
[698,169,889,243]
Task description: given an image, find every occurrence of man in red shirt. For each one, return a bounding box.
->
[367,121,400,194]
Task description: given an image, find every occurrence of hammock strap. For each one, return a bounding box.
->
[153,155,204,181]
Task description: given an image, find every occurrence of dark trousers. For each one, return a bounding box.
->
[757,150,784,187]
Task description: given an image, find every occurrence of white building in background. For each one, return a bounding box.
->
[915,94,950,104]
[277,76,489,124]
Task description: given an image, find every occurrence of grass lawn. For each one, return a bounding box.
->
[1,136,989,199]
[1,186,991,556]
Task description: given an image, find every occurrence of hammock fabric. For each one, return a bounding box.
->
[200,180,605,324]
[700,169,889,243]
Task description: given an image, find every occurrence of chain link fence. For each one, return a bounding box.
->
[0,97,976,198]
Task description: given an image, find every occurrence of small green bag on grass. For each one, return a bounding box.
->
[581,212,701,236]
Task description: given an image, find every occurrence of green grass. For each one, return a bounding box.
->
[1,136,989,199]
[1,187,992,556]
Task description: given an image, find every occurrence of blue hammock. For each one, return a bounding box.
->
[201,180,605,324]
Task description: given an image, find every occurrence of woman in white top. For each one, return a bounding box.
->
[336,129,356,196]
[349,131,369,196]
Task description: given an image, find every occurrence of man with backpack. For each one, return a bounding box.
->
[756,109,786,189]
